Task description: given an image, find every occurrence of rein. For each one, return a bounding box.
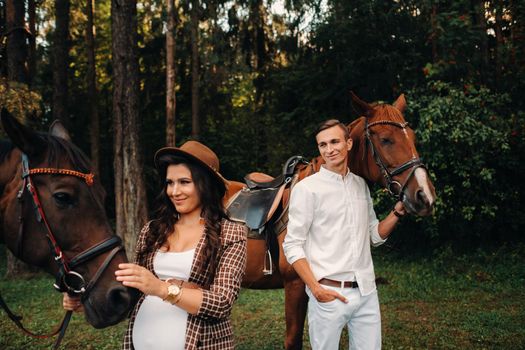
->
[0,153,123,349]
[364,119,426,200]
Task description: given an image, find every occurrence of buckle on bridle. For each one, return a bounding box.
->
[54,271,86,295]
[387,180,403,198]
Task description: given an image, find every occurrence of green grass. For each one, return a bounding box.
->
[1,245,524,349]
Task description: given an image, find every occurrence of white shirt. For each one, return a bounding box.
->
[283,166,386,295]
[133,248,195,350]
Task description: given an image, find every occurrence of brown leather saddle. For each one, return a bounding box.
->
[227,155,310,275]
[227,155,309,233]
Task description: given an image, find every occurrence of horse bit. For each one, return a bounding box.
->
[0,153,124,349]
[364,118,427,200]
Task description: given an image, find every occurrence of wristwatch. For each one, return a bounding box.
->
[163,283,182,304]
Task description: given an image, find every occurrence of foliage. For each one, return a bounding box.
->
[0,80,42,121]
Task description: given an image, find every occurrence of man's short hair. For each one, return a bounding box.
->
[315,119,349,140]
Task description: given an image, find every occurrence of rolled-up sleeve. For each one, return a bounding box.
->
[283,183,314,265]
[197,224,247,320]
[366,188,385,247]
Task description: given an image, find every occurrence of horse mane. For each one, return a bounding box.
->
[0,139,15,163]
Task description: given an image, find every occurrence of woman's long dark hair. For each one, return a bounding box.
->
[137,154,228,287]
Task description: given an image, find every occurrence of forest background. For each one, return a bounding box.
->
[1,0,524,264]
[0,1,524,348]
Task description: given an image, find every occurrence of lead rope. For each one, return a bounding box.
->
[0,292,72,349]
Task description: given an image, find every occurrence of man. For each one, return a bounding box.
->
[282,119,406,349]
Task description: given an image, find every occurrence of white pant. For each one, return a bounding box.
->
[306,286,381,350]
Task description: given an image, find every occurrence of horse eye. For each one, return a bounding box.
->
[53,192,74,208]
[380,138,393,145]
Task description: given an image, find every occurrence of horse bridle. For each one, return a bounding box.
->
[364,118,426,200]
[0,153,123,349]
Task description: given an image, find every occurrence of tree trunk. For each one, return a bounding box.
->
[190,0,200,140]
[249,0,268,169]
[111,0,148,259]
[53,0,70,125]
[473,0,488,84]
[86,0,99,175]
[5,0,36,278]
[27,0,36,87]
[494,0,504,86]
[0,2,5,77]
[6,0,27,83]
[430,3,438,64]
[509,0,516,65]
[507,0,524,68]
[166,0,177,147]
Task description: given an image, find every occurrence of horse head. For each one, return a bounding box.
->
[348,92,436,216]
[0,110,139,328]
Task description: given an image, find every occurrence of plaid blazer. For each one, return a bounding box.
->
[122,218,247,350]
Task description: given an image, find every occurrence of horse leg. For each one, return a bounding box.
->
[283,276,308,349]
[279,231,308,350]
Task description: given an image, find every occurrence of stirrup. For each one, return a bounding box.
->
[262,249,273,275]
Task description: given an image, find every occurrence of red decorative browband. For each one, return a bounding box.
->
[28,168,95,186]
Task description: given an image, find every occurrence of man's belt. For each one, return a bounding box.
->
[318,278,358,288]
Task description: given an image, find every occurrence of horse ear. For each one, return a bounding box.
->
[1,109,47,156]
[350,91,374,117]
[49,120,72,142]
[393,94,407,113]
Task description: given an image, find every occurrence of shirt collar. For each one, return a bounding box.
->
[319,165,351,182]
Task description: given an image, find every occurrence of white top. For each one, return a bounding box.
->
[132,248,195,350]
[282,166,386,296]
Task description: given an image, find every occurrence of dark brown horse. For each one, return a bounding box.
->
[226,93,436,349]
[0,110,139,335]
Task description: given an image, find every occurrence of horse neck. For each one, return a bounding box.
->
[308,156,323,173]
[347,117,382,184]
[0,145,21,194]
[0,146,22,242]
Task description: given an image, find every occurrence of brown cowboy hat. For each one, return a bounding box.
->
[154,140,228,188]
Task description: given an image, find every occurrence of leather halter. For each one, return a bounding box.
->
[364,119,426,200]
[0,153,123,349]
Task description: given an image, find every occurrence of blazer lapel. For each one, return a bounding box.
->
[189,230,208,286]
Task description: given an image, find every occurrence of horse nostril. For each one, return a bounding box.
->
[416,189,429,206]
[107,285,131,314]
